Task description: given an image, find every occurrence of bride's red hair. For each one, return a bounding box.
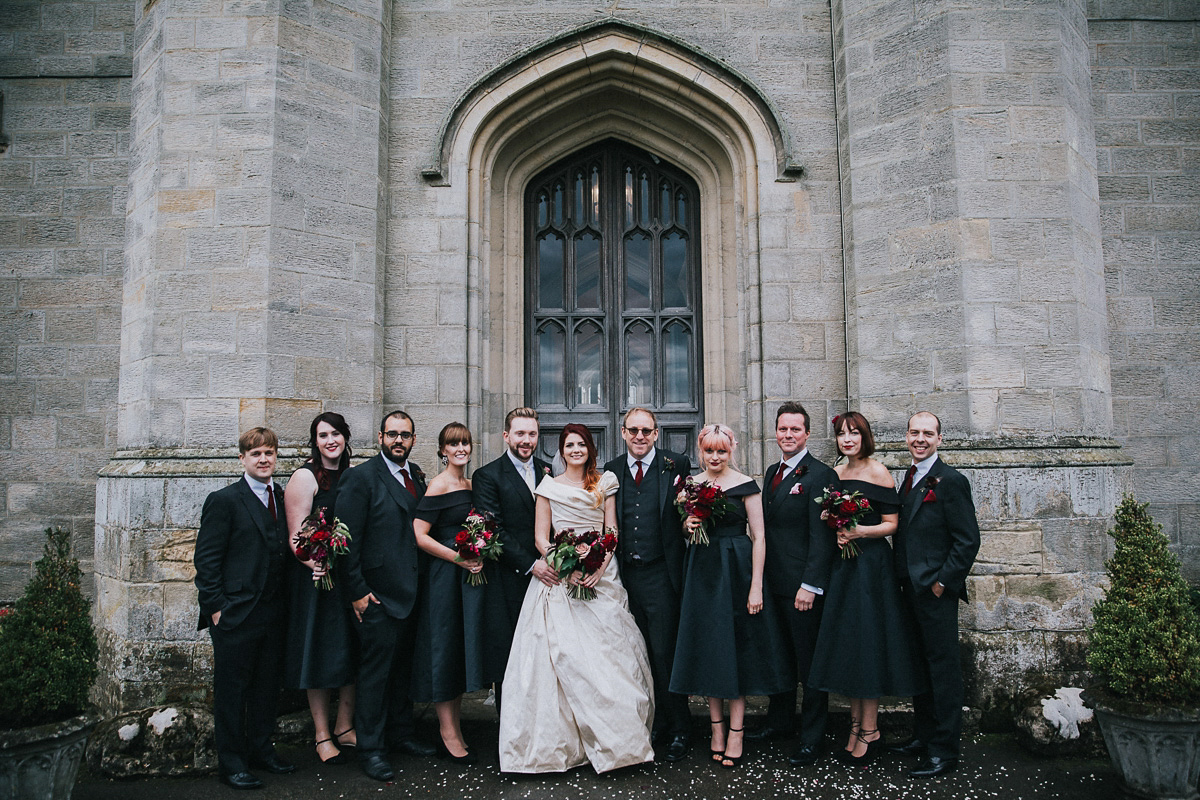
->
[559,424,604,507]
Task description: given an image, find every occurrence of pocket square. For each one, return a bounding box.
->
[923,489,936,503]
[789,483,803,495]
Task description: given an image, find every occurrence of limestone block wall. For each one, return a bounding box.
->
[1090,7,1200,580]
[0,0,131,600]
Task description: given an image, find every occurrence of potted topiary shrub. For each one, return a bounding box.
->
[1083,496,1200,800]
[0,527,100,800]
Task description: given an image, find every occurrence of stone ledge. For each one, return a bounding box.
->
[97,449,379,478]
[875,437,1131,469]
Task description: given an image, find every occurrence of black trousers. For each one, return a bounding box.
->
[764,592,828,745]
[208,595,286,775]
[903,582,964,759]
[354,603,417,755]
[622,558,691,738]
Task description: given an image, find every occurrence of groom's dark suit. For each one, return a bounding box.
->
[603,448,692,740]
[194,477,289,776]
[472,452,552,668]
[893,456,979,760]
[336,454,426,755]
[760,452,838,745]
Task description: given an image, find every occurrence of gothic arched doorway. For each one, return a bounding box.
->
[525,140,703,464]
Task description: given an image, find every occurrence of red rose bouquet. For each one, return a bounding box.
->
[453,508,503,586]
[818,486,872,558]
[674,475,736,545]
[294,507,352,589]
[546,527,618,600]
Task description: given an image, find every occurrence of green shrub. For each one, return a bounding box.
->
[0,527,99,728]
[1087,496,1200,707]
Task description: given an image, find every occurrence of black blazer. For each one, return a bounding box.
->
[603,449,691,592]
[193,478,287,631]
[473,452,552,576]
[762,452,839,597]
[335,454,426,619]
[893,458,980,602]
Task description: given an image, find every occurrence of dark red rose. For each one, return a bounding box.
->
[840,499,857,513]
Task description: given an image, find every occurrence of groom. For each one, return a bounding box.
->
[473,406,558,709]
[603,408,693,762]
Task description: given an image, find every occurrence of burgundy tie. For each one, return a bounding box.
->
[770,463,786,491]
[401,468,416,496]
[901,465,917,496]
[634,461,644,486]
[266,485,277,520]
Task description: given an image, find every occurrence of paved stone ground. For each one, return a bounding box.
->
[75,709,1122,800]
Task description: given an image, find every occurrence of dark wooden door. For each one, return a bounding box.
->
[526,140,703,464]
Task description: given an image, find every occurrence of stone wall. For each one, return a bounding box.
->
[1090,6,1200,580]
[0,0,131,600]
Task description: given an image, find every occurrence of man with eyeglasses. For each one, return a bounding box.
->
[336,410,435,781]
[603,408,693,761]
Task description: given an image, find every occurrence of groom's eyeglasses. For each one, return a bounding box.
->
[623,426,655,437]
[382,431,414,442]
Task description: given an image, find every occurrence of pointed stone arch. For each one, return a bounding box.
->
[443,20,798,471]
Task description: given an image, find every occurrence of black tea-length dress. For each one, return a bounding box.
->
[284,465,358,690]
[808,479,927,698]
[670,480,795,699]
[411,489,509,702]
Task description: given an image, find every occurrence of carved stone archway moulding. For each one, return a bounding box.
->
[431,20,804,472]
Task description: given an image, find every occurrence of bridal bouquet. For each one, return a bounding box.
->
[453,508,503,587]
[818,486,872,558]
[674,476,735,545]
[546,527,618,600]
[294,507,352,589]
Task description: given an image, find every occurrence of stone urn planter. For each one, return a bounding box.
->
[1083,691,1200,800]
[0,714,97,800]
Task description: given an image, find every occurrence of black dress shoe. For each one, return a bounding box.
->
[392,737,437,757]
[249,753,295,774]
[908,755,958,778]
[746,725,795,742]
[788,743,821,767]
[219,771,263,790]
[888,738,928,757]
[361,754,395,782]
[437,741,478,765]
[662,735,690,763]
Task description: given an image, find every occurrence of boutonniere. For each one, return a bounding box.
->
[789,483,803,495]
[923,475,939,503]
[542,466,552,476]
[663,457,675,472]
[795,464,808,480]
[411,465,426,483]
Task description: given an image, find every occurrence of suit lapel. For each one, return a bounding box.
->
[904,460,942,524]
[501,455,536,512]
[655,452,674,515]
[376,455,416,515]
[235,479,271,542]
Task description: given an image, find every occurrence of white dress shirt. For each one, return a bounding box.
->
[627,446,657,479]
[507,449,536,493]
[243,473,274,508]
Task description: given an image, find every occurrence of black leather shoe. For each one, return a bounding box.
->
[361,754,395,782]
[888,738,928,757]
[662,735,690,763]
[746,725,795,742]
[788,743,821,767]
[908,756,958,778]
[219,771,263,790]
[392,737,436,757]
[249,753,295,774]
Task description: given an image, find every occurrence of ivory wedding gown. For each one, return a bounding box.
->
[498,471,655,773]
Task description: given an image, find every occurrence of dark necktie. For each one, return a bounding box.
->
[770,463,786,491]
[266,485,277,520]
[401,467,416,496]
[634,460,644,486]
[901,465,917,497]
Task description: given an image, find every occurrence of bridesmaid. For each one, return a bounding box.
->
[807,412,927,763]
[283,412,358,764]
[411,422,501,764]
[670,424,794,769]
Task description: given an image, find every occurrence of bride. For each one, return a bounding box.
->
[498,424,655,773]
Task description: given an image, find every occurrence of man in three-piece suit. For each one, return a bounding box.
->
[889,411,980,778]
[194,427,296,790]
[472,407,557,707]
[603,408,693,762]
[749,402,839,767]
[336,410,435,782]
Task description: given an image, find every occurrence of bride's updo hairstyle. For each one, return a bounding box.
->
[697,423,738,462]
[559,423,604,507]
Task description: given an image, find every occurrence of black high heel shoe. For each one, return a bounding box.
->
[315,737,347,765]
[709,717,726,761]
[334,727,357,751]
[720,726,744,769]
[437,741,478,765]
[847,728,880,764]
